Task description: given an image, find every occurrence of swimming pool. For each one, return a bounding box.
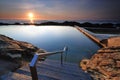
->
[0,25,100,63]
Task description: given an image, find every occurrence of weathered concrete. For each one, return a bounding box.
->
[107,36,120,47]
[2,59,92,80]
[100,36,120,47]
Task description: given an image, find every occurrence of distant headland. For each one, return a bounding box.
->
[0,21,119,27]
[0,21,120,34]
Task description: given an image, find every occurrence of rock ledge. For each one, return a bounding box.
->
[80,37,120,80]
[0,34,45,59]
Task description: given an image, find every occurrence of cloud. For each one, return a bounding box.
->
[0,0,120,20]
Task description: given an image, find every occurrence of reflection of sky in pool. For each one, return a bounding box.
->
[0,25,100,63]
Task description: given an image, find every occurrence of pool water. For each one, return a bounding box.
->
[0,25,100,63]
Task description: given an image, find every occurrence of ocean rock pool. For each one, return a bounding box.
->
[0,25,100,63]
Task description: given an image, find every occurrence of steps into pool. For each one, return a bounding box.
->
[1,59,92,80]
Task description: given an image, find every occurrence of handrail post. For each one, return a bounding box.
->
[30,66,38,80]
[61,53,63,65]
[29,54,39,80]
[29,46,68,80]
[61,46,68,65]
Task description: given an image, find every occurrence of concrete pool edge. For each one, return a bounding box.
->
[75,26,106,48]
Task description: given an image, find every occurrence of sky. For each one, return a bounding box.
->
[0,0,120,20]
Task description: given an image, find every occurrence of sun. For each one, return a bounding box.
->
[28,12,34,24]
[28,13,34,18]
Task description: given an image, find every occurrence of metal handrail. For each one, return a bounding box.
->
[29,46,68,80]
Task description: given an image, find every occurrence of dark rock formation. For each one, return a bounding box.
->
[0,34,45,59]
[80,45,120,80]
[0,34,46,77]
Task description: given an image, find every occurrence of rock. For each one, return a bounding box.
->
[0,59,20,76]
[0,34,45,59]
[80,59,90,70]
[80,37,120,80]
[0,34,46,76]
[116,61,120,68]
[80,46,120,80]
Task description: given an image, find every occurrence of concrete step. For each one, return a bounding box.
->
[1,59,92,80]
[37,59,85,76]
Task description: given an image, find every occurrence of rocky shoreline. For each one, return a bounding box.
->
[80,36,120,80]
[0,34,45,58]
[1,34,120,80]
[0,34,45,76]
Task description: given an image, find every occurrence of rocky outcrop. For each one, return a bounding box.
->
[80,37,120,80]
[0,34,46,77]
[0,34,45,59]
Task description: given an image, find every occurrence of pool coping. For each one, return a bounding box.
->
[75,26,106,48]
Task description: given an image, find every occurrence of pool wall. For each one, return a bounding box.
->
[76,26,106,47]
